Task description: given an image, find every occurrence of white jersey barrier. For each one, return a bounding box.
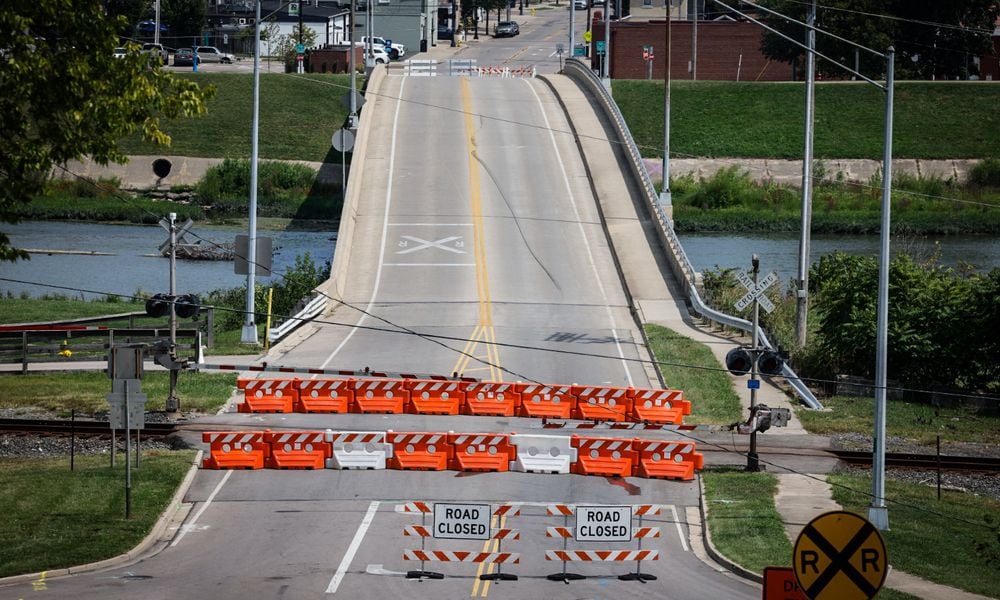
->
[324,430,392,469]
[509,433,578,474]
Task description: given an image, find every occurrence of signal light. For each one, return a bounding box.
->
[175,294,200,319]
[145,293,171,318]
[725,348,753,376]
[758,350,784,376]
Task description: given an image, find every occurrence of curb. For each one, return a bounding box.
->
[0,450,204,587]
[698,473,763,584]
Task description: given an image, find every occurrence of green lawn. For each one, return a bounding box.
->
[0,298,145,324]
[0,452,196,578]
[118,73,353,162]
[616,81,1000,159]
[644,324,742,424]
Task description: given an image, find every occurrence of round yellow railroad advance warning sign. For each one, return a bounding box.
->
[793,511,888,600]
[583,30,592,44]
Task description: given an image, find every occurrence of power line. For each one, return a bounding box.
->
[774,0,997,36]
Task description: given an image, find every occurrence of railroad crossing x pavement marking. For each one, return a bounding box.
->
[396,235,466,255]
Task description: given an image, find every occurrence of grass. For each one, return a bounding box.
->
[796,395,1000,447]
[829,473,1000,597]
[0,298,145,324]
[118,73,352,162]
[0,451,196,578]
[615,81,1000,159]
[0,372,236,415]
[644,324,742,424]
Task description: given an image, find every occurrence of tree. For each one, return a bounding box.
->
[0,0,214,261]
[161,0,206,42]
[106,0,150,37]
[274,24,319,72]
[756,0,999,80]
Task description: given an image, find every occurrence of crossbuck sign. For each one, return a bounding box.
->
[736,270,778,313]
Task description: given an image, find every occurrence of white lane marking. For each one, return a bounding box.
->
[381,263,476,267]
[388,223,473,227]
[170,470,232,547]
[524,80,635,388]
[671,504,689,552]
[365,564,408,576]
[320,77,408,370]
[326,501,381,594]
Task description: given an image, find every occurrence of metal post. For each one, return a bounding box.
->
[795,0,816,349]
[154,0,161,45]
[298,0,305,74]
[70,409,76,471]
[136,427,141,468]
[747,254,761,472]
[21,331,27,374]
[242,0,262,345]
[691,0,697,80]
[659,8,672,214]
[451,0,457,47]
[349,0,357,128]
[166,212,179,412]
[111,426,116,468]
[124,381,132,519]
[603,1,611,82]
[868,47,894,532]
[569,0,575,59]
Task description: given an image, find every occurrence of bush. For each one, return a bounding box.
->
[969,158,1000,187]
[196,158,318,216]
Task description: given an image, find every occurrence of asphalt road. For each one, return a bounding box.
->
[0,66,759,600]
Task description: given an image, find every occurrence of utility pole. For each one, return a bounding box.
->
[746,255,761,472]
[659,2,671,216]
[166,212,179,412]
[602,1,611,82]
[349,0,357,128]
[154,0,161,45]
[795,0,816,349]
[691,0,697,80]
[241,0,262,345]
[451,0,457,47]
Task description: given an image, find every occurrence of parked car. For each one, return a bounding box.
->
[194,46,233,64]
[494,21,519,38]
[361,36,405,59]
[437,24,454,41]
[173,47,194,67]
[141,42,169,65]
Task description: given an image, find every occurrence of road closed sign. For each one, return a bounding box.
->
[433,503,491,540]
[575,505,632,542]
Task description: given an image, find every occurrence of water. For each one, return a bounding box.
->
[1,221,337,299]
[679,232,999,285]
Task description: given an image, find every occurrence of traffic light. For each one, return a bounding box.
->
[145,293,200,319]
[725,347,753,376]
[175,294,200,319]
[757,350,784,376]
[145,293,171,318]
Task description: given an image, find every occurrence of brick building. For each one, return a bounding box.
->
[591,18,793,81]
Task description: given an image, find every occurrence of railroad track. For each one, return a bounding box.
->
[0,418,177,437]
[831,449,1000,473]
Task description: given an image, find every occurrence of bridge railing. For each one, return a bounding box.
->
[560,59,821,409]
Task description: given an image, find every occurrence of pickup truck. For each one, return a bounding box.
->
[141,42,169,64]
[361,36,405,60]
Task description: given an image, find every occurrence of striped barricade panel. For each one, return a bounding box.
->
[265,430,330,469]
[515,384,575,419]
[352,379,407,414]
[404,526,519,540]
[398,501,433,514]
[493,503,522,517]
[296,379,353,413]
[633,439,699,480]
[546,527,660,538]
[545,550,658,562]
[629,388,690,424]
[386,432,452,471]
[460,382,519,416]
[405,380,463,415]
[325,431,391,469]
[571,435,638,478]
[239,379,296,413]
[546,504,662,516]
[404,551,519,564]
[448,433,514,472]
[509,434,577,474]
[571,385,632,422]
[202,431,268,469]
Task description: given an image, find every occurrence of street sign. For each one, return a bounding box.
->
[748,379,761,389]
[107,379,146,430]
[763,566,808,600]
[433,503,491,540]
[556,42,564,55]
[331,128,356,152]
[736,270,778,313]
[384,38,392,50]
[575,505,631,542]
[596,40,606,55]
[234,235,273,276]
[158,218,194,254]
[583,30,593,43]
[793,511,888,600]
[289,2,299,16]
[109,346,144,380]
[296,43,305,55]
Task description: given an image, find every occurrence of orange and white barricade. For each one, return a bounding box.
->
[352,379,407,414]
[461,382,519,416]
[449,433,515,472]
[571,435,637,477]
[509,433,577,474]
[325,430,391,469]
[629,388,690,424]
[572,385,632,422]
[265,430,330,469]
[403,550,520,564]
[406,380,462,415]
[296,379,353,413]
[239,379,296,413]
[516,384,575,419]
[386,431,452,471]
[632,439,703,480]
[545,550,658,562]
[202,431,268,469]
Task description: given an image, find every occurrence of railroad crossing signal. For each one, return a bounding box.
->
[793,511,888,600]
[736,270,778,313]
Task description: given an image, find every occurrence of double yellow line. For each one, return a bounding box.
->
[451,77,502,385]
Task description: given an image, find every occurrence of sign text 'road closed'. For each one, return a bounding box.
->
[432,503,491,540]
[575,505,632,542]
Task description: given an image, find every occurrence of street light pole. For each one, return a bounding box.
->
[349,0,357,128]
[659,2,671,216]
[795,0,816,348]
[241,0,262,345]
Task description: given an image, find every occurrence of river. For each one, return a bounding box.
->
[1,222,996,299]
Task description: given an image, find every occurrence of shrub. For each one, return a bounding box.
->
[196,158,318,216]
[969,158,1000,187]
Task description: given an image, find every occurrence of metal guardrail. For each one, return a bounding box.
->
[561,59,821,409]
[268,294,328,343]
